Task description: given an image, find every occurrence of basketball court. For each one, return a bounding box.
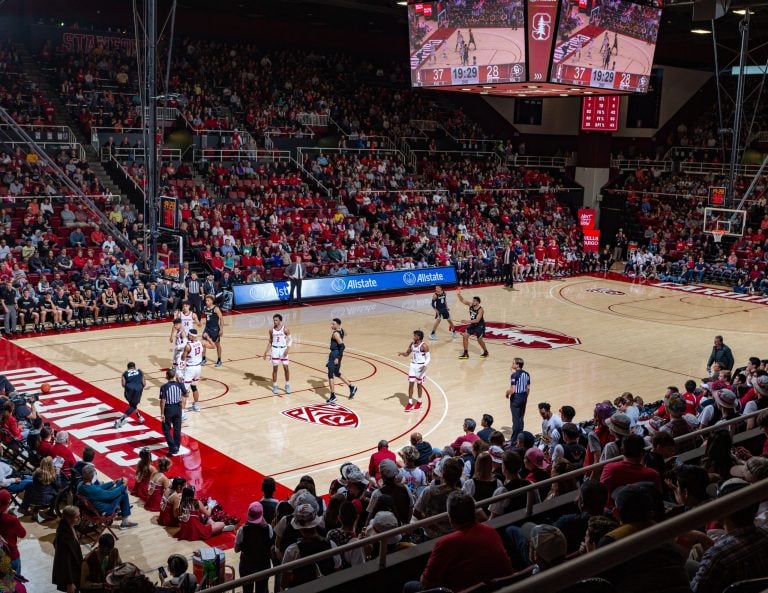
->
[559,31,654,77]
[426,28,526,70]
[9,271,768,590]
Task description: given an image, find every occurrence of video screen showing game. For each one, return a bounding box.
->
[549,0,662,92]
[409,0,527,88]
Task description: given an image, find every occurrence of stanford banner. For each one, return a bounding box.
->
[578,208,596,229]
[583,229,601,252]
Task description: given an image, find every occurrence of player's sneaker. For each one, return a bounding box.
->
[480,351,490,358]
[414,401,422,411]
[429,333,437,341]
[215,359,222,368]
[192,402,201,412]
[137,414,145,425]
[201,357,207,366]
[272,384,279,395]
[458,353,469,360]
[285,383,292,394]
[452,331,457,338]
[349,385,358,399]
[181,411,188,422]
[404,402,415,412]
[113,417,124,429]
[326,393,338,404]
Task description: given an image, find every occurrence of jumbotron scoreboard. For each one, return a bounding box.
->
[408,0,662,97]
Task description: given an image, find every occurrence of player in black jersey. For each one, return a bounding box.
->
[115,361,146,428]
[456,288,489,359]
[68,288,89,329]
[326,318,357,404]
[201,295,223,367]
[53,287,73,329]
[430,285,457,341]
[39,293,59,331]
[16,288,39,333]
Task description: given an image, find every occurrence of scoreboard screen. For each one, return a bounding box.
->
[408,0,526,88]
[581,95,621,131]
[549,0,662,93]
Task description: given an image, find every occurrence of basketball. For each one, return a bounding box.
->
[40,383,51,394]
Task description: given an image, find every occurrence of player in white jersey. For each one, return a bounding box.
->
[263,313,292,395]
[398,330,430,413]
[175,301,200,335]
[169,317,189,375]
[180,329,214,412]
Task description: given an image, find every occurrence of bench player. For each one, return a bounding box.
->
[201,294,223,367]
[398,330,430,412]
[179,329,214,412]
[263,313,292,394]
[430,285,457,340]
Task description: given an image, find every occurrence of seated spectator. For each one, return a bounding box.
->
[326,502,365,568]
[600,434,662,502]
[412,457,464,539]
[691,479,768,593]
[730,456,768,526]
[281,504,340,588]
[553,480,608,553]
[19,455,59,519]
[234,502,271,593]
[161,554,197,593]
[644,431,677,478]
[173,485,233,540]
[477,413,494,442]
[461,451,502,515]
[369,459,412,525]
[144,457,172,512]
[80,533,121,592]
[50,431,77,479]
[551,422,586,466]
[702,429,740,481]
[368,439,396,485]
[449,418,479,452]
[409,432,433,466]
[528,524,568,574]
[77,464,137,529]
[489,450,530,519]
[403,491,512,593]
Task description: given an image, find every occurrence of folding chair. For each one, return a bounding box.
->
[76,494,120,545]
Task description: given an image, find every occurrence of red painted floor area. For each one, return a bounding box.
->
[0,338,292,546]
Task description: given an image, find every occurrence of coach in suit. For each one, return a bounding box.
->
[286,255,305,306]
[53,505,83,592]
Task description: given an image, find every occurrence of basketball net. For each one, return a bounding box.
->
[712,230,725,244]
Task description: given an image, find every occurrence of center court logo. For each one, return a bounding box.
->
[331,278,347,293]
[454,322,580,349]
[402,272,417,286]
[586,288,626,295]
[281,403,360,428]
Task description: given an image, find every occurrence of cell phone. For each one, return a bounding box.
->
[158,566,167,580]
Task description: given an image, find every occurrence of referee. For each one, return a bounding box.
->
[505,357,530,443]
[159,369,187,456]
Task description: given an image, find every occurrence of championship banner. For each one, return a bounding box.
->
[577,208,596,229]
[583,229,601,252]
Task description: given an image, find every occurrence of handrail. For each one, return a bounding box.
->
[0,123,77,144]
[499,480,768,593]
[0,140,85,162]
[135,105,180,121]
[292,152,332,197]
[297,112,330,127]
[413,149,501,164]
[199,407,765,593]
[108,153,145,196]
[610,159,672,172]
[461,187,583,193]
[681,161,768,176]
[193,148,292,163]
[605,189,708,200]
[506,155,572,168]
[103,146,182,162]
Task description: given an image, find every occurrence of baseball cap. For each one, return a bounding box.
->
[529,525,566,564]
[340,468,369,486]
[247,501,265,525]
[524,447,547,470]
[105,562,142,586]
[489,445,504,464]
[606,413,631,436]
[379,458,399,480]
[731,457,768,482]
[717,478,750,498]
[714,388,737,409]
[369,511,401,545]
[291,503,322,529]
[753,375,768,397]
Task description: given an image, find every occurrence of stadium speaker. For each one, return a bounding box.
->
[692,0,731,21]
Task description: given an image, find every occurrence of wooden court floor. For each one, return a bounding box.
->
[13,273,768,591]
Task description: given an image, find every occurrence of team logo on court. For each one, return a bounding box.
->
[586,288,626,295]
[331,278,347,293]
[281,403,360,428]
[531,13,552,41]
[454,322,580,349]
[402,272,417,286]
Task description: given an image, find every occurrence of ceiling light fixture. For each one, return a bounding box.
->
[690,28,712,34]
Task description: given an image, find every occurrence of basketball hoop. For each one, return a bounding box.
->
[712,230,725,244]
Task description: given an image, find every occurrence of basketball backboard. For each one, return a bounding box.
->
[703,207,746,237]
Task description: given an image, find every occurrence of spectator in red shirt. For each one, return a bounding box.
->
[37,426,54,458]
[600,434,661,503]
[368,440,396,484]
[50,430,77,478]
[0,489,26,573]
[449,418,480,453]
[403,491,512,593]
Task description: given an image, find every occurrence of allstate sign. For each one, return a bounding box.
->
[233,267,457,308]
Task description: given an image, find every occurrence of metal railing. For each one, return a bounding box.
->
[681,161,768,176]
[136,105,180,122]
[410,119,439,132]
[297,112,330,127]
[0,123,77,144]
[198,408,764,593]
[291,152,332,197]
[102,146,182,162]
[610,159,673,172]
[107,153,145,196]
[505,155,572,169]
[414,149,501,164]
[90,126,146,151]
[192,148,292,164]
[0,140,86,162]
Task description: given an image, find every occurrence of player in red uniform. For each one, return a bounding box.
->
[533,240,546,280]
[545,240,560,277]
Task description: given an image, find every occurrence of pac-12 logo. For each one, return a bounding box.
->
[331,278,347,293]
[454,322,580,349]
[402,272,417,286]
[531,13,552,41]
[281,403,360,428]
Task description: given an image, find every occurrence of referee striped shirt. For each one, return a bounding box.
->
[188,279,200,296]
[510,370,531,397]
[160,381,187,405]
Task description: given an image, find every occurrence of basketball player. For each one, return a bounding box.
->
[179,329,214,412]
[456,288,488,359]
[175,301,200,335]
[326,318,358,404]
[612,32,619,56]
[16,288,39,333]
[169,318,188,375]
[467,28,476,51]
[398,330,430,412]
[201,295,223,367]
[263,313,292,394]
[115,362,146,428]
[430,285,456,340]
[455,30,464,53]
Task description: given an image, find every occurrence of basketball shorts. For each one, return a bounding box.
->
[408,362,427,384]
[435,307,451,320]
[466,323,485,338]
[271,346,289,366]
[124,387,143,406]
[327,354,342,378]
[173,348,185,367]
[204,327,220,343]
[182,364,201,385]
